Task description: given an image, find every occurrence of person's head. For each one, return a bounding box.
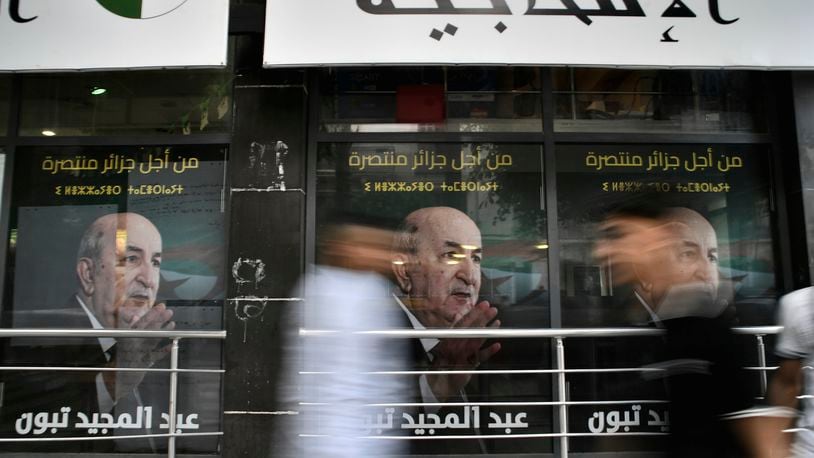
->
[318,222,396,275]
[75,213,162,328]
[594,199,673,286]
[633,207,720,309]
[392,207,482,328]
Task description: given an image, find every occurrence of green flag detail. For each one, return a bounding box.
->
[97,0,142,19]
[96,0,188,19]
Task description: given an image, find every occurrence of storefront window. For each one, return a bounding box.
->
[553,69,766,133]
[554,143,775,453]
[320,67,543,133]
[19,71,233,137]
[0,145,227,453]
[557,144,776,327]
[315,142,553,454]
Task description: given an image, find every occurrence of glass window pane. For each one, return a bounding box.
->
[555,144,774,453]
[320,67,543,133]
[0,145,227,452]
[315,142,552,454]
[552,68,766,133]
[556,144,777,327]
[20,71,233,136]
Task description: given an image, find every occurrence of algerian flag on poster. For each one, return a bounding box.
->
[96,0,189,19]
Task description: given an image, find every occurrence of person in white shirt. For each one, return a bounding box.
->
[770,286,814,456]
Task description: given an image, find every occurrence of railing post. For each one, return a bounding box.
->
[756,335,768,397]
[168,338,180,458]
[556,337,568,458]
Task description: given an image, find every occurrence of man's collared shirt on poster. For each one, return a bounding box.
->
[393,294,441,407]
[75,294,116,412]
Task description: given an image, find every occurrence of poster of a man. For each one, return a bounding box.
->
[595,206,726,325]
[391,206,501,453]
[0,145,227,453]
[76,212,170,330]
[594,204,767,456]
[0,212,174,451]
[74,212,175,401]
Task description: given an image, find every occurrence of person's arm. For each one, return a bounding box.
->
[754,358,805,457]
[716,359,801,458]
[769,358,803,410]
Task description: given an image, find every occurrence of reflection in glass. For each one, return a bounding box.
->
[19,71,233,136]
[0,145,227,452]
[320,67,543,133]
[553,68,766,133]
[556,144,776,328]
[316,142,552,454]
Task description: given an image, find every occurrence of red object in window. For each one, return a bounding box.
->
[396,84,445,123]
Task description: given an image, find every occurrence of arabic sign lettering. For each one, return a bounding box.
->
[347,147,513,172]
[583,148,744,174]
[586,405,670,434]
[41,152,201,176]
[361,406,531,436]
[14,407,201,437]
[265,0,814,68]
[554,146,753,195]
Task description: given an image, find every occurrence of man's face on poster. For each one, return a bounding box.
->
[398,208,483,328]
[638,208,719,307]
[82,214,162,328]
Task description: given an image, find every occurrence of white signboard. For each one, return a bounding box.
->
[264,0,812,69]
[0,0,229,71]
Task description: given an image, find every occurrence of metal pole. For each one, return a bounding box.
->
[168,338,180,458]
[756,335,768,396]
[557,337,568,458]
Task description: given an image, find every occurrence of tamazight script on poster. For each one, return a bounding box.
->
[14,407,200,436]
[601,181,732,194]
[348,149,513,172]
[588,405,670,434]
[41,152,201,175]
[363,406,528,436]
[584,148,744,173]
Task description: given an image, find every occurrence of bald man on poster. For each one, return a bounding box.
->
[0,212,174,451]
[74,213,174,404]
[391,206,501,453]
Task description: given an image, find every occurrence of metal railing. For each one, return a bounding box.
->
[0,327,784,457]
[302,326,783,458]
[0,329,227,458]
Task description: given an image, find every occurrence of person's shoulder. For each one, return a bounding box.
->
[780,287,814,306]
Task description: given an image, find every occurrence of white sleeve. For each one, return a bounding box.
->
[776,292,811,360]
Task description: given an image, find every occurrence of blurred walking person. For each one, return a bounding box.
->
[596,200,772,457]
[769,286,814,456]
[276,218,410,457]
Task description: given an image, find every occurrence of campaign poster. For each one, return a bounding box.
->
[0,145,227,453]
[315,142,554,454]
[556,144,774,453]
